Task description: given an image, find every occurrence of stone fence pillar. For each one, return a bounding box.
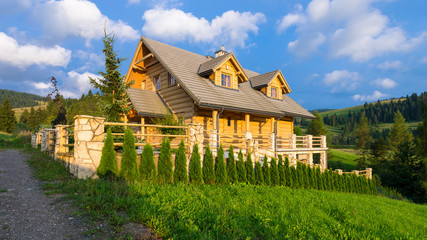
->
[307,135,313,149]
[335,169,343,175]
[352,170,360,176]
[290,134,296,149]
[366,168,372,179]
[209,130,218,157]
[73,115,105,179]
[320,150,327,171]
[321,135,327,148]
[54,125,68,160]
[31,134,37,148]
[40,129,54,153]
[188,123,204,160]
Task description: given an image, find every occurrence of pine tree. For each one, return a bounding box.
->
[202,144,215,184]
[278,155,285,186]
[262,157,271,186]
[226,145,237,184]
[307,111,327,136]
[157,138,173,183]
[254,161,264,185]
[0,99,15,133]
[120,128,139,181]
[270,157,279,186]
[236,149,247,183]
[97,128,118,179]
[215,145,227,184]
[387,111,414,155]
[174,140,188,183]
[246,153,255,184]
[139,143,156,181]
[189,143,203,184]
[355,113,371,169]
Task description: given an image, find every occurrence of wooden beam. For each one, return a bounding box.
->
[213,110,218,130]
[135,53,153,65]
[245,114,250,132]
[271,117,275,133]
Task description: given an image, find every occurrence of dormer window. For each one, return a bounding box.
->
[271,87,278,98]
[221,73,231,88]
[169,73,176,86]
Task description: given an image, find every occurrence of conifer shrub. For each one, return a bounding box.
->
[97,128,118,179]
[226,145,237,184]
[262,157,271,186]
[245,152,255,184]
[270,157,279,186]
[173,140,188,183]
[139,143,156,181]
[189,143,203,184]
[284,157,291,187]
[254,161,264,185]
[215,145,227,184]
[290,165,297,188]
[236,149,247,183]
[120,128,139,181]
[296,162,303,188]
[202,144,215,184]
[157,138,173,183]
[278,155,285,186]
[315,167,323,190]
[300,163,307,188]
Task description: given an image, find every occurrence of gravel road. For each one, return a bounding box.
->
[0,149,107,240]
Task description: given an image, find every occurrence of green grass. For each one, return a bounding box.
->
[0,134,31,149]
[26,148,427,240]
[328,149,359,171]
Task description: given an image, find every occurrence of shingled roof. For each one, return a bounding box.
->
[127,88,168,117]
[140,37,315,119]
[249,70,281,89]
[198,52,232,77]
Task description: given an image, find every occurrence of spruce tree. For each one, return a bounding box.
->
[0,99,15,133]
[202,144,215,184]
[254,161,264,185]
[97,128,118,179]
[120,128,139,181]
[262,157,271,186]
[387,111,414,155]
[246,153,255,184]
[157,138,173,183]
[139,143,156,181]
[278,155,285,186]
[236,149,247,183]
[284,157,291,187]
[270,157,279,186]
[174,140,188,183]
[226,145,238,184]
[189,143,203,184]
[307,111,327,136]
[215,145,227,184]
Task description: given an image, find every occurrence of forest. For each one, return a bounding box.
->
[0,89,44,108]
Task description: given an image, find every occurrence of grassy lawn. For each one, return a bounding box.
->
[328,149,359,171]
[0,133,31,149]
[25,148,427,240]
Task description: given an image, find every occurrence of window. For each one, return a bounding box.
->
[169,73,176,86]
[271,87,278,98]
[227,117,231,126]
[154,75,160,90]
[221,73,231,87]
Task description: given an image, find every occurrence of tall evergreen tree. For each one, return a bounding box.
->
[189,143,203,184]
[226,145,238,183]
[97,128,118,179]
[290,165,298,188]
[202,144,215,184]
[307,111,327,136]
[120,128,139,181]
[215,145,227,184]
[284,157,292,187]
[254,161,264,185]
[157,138,173,183]
[246,153,255,184]
[387,111,414,155]
[355,113,371,169]
[236,149,247,183]
[270,157,279,186]
[262,157,271,186]
[139,143,156,181]
[174,140,188,183]
[278,155,285,186]
[0,99,15,133]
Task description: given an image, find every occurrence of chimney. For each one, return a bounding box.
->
[214,45,227,58]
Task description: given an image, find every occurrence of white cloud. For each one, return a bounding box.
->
[34,0,139,45]
[31,82,52,90]
[353,90,387,102]
[74,50,104,71]
[278,0,427,61]
[277,4,306,32]
[378,60,401,70]
[61,71,100,98]
[142,8,266,48]
[371,78,397,89]
[0,32,71,69]
[323,70,359,93]
[128,0,141,4]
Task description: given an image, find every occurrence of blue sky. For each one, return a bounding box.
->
[0,0,426,110]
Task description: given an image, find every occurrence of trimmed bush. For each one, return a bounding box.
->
[97,128,118,179]
[202,144,215,184]
[278,155,285,186]
[290,165,297,188]
[245,152,255,184]
[254,161,264,185]
[189,143,203,184]
[226,145,237,184]
[120,128,139,181]
[140,143,156,181]
[236,149,247,183]
[158,138,173,183]
[174,140,188,183]
[270,157,279,186]
[284,156,291,187]
[262,156,271,186]
[215,145,227,184]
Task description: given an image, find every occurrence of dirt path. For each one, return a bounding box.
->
[0,149,107,240]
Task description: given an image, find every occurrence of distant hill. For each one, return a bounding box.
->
[0,89,44,108]
[310,109,336,113]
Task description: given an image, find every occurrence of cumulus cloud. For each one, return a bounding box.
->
[0,32,71,69]
[34,0,139,45]
[278,0,427,61]
[378,60,401,70]
[142,8,266,48]
[353,90,387,102]
[323,70,359,93]
[371,78,397,89]
[31,82,52,90]
[61,71,100,98]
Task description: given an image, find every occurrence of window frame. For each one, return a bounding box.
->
[154,75,160,90]
[221,73,231,88]
[271,87,278,98]
[169,73,176,86]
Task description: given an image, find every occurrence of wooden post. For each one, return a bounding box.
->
[245,114,250,132]
[270,117,275,133]
[140,117,145,141]
[213,110,218,130]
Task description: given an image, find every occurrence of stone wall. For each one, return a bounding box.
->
[73,115,105,179]
[40,129,55,153]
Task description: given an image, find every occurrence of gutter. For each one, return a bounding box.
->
[217,107,225,149]
[274,116,283,158]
